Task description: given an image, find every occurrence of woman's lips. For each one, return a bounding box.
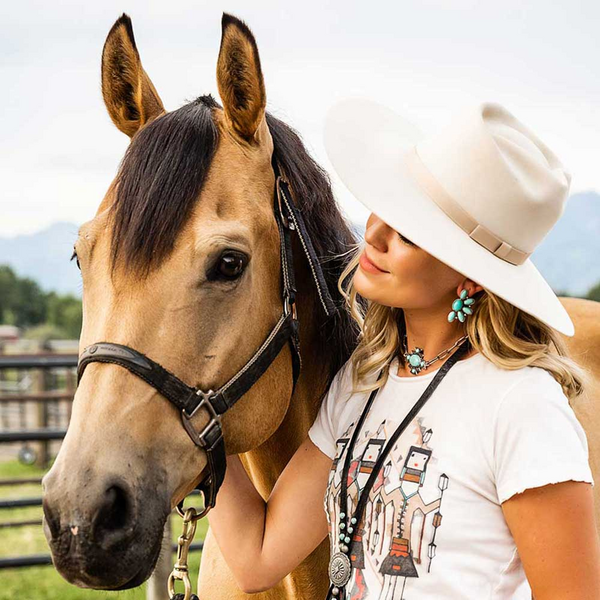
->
[359,250,388,274]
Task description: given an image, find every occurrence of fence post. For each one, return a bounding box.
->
[147,516,172,600]
[32,367,49,469]
[63,367,75,456]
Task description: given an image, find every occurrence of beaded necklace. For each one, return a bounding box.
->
[325,337,471,598]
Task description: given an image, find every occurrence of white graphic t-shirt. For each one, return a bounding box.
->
[308,350,594,599]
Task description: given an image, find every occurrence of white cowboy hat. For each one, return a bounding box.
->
[323,96,575,337]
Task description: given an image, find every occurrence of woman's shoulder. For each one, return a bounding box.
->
[330,351,566,410]
[457,351,568,416]
[472,350,560,388]
[325,357,378,405]
[472,352,572,418]
[328,357,361,394]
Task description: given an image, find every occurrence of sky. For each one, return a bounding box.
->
[1,0,598,237]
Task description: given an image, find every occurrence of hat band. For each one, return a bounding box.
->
[403,146,530,266]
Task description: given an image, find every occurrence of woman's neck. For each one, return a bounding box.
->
[396,308,476,377]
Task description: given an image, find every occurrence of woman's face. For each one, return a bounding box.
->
[354,212,482,310]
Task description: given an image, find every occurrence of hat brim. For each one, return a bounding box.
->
[323,96,574,337]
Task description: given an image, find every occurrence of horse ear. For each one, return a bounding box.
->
[101,14,164,138]
[216,13,266,142]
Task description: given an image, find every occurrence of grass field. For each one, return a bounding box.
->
[0,459,208,600]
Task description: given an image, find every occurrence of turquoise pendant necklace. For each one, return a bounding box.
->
[402,332,469,375]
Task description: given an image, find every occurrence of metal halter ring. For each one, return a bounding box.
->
[176,488,210,522]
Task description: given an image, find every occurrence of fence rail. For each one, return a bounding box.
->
[0,519,42,529]
[0,497,42,509]
[0,354,78,369]
[0,391,74,403]
[0,543,204,570]
[0,477,42,486]
[0,430,66,443]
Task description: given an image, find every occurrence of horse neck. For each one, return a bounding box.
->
[239,234,334,494]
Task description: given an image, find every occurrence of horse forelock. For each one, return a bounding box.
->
[108,94,220,280]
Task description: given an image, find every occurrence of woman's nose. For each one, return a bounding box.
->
[364,214,389,252]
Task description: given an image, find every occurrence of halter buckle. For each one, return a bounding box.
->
[181,390,223,451]
[283,295,298,320]
[197,417,223,450]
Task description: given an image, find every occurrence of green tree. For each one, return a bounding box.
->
[14,276,47,327]
[46,292,82,338]
[0,265,18,324]
[0,264,82,337]
[587,282,600,302]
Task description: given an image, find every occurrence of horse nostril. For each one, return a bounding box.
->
[93,484,133,545]
[42,498,61,540]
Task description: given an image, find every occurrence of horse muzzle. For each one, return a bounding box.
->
[42,468,170,589]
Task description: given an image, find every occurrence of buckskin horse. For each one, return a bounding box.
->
[41,10,600,600]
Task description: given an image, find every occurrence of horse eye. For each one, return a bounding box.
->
[216,251,247,280]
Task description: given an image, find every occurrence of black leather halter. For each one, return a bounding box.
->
[76,157,338,518]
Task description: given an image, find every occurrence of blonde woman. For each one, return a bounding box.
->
[206,99,600,599]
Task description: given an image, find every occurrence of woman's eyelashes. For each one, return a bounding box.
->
[397,232,416,247]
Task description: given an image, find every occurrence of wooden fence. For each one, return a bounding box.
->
[0,345,200,600]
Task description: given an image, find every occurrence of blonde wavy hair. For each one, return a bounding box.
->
[338,242,590,404]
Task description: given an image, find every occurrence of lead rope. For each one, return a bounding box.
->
[168,507,201,600]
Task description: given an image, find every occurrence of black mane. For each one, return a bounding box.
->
[108,93,359,388]
[265,110,360,387]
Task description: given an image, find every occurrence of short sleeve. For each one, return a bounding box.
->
[493,371,595,505]
[308,360,353,460]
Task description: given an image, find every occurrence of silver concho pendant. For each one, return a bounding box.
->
[328,551,351,587]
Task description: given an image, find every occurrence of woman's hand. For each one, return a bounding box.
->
[206,434,333,593]
[501,480,600,599]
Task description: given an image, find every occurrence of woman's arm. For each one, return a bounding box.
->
[501,480,600,600]
[206,434,333,593]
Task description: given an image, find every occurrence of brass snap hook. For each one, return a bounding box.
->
[167,507,199,600]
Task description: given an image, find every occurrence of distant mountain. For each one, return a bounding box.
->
[0,191,598,298]
[530,191,600,296]
[0,222,80,296]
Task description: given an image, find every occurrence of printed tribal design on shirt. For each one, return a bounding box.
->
[325,416,448,600]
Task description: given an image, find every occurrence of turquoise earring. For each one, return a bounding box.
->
[448,289,476,323]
